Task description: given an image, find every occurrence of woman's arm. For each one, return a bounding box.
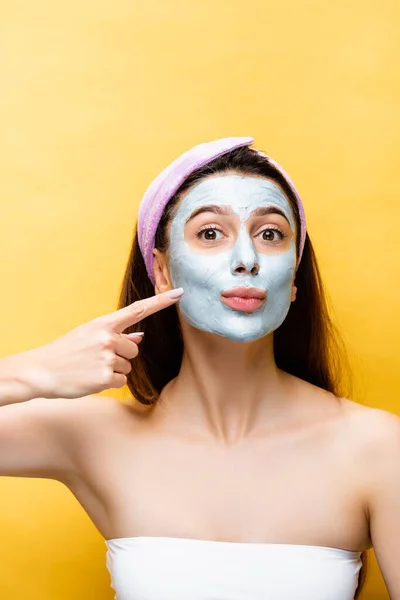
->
[0,289,180,407]
[363,409,400,599]
[0,290,179,478]
[0,395,121,479]
[0,351,45,405]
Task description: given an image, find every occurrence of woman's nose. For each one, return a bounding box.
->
[234,262,260,276]
[230,228,260,276]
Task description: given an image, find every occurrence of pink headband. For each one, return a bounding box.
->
[138,137,306,285]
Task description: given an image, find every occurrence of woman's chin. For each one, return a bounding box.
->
[198,326,269,343]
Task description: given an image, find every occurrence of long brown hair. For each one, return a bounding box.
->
[117,145,368,596]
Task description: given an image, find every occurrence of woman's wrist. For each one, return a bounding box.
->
[0,350,49,406]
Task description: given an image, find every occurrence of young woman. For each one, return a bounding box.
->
[1,136,400,600]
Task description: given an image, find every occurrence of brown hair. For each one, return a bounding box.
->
[117,145,368,596]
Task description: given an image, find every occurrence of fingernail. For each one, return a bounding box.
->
[168,287,184,299]
[134,332,144,336]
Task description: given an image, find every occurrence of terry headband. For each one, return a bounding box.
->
[137,136,307,285]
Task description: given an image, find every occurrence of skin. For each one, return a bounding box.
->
[1,173,400,596]
[65,172,371,551]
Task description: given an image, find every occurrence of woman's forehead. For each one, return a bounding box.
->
[175,173,296,230]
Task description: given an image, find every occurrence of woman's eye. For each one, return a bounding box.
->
[260,228,285,242]
[197,227,223,241]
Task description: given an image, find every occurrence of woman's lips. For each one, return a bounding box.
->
[220,287,266,313]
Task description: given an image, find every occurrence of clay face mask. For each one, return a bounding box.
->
[168,174,297,342]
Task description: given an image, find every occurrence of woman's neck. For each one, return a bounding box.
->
[156,327,297,445]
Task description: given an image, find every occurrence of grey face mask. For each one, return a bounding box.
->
[168,174,297,342]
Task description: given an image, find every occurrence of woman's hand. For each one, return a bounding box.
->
[21,288,183,400]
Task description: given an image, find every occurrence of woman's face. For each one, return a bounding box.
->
[164,173,297,342]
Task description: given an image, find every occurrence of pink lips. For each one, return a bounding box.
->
[220,286,266,312]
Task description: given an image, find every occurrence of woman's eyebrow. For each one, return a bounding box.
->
[185,205,232,224]
[185,204,290,225]
[252,206,291,224]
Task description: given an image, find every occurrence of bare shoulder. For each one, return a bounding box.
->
[294,377,400,457]
[67,394,153,428]
[30,395,151,473]
[340,397,400,435]
[339,397,400,461]
[28,393,124,420]
[25,393,145,438]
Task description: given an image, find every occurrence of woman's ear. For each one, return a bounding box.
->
[153,249,172,294]
[291,285,297,302]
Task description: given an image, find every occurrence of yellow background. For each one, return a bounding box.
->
[0,0,399,597]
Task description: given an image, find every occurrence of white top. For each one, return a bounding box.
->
[105,536,363,600]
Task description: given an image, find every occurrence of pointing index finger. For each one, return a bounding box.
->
[103,288,184,332]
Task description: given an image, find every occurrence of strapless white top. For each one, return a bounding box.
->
[105,536,363,600]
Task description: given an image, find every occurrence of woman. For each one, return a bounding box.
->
[1,136,399,600]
